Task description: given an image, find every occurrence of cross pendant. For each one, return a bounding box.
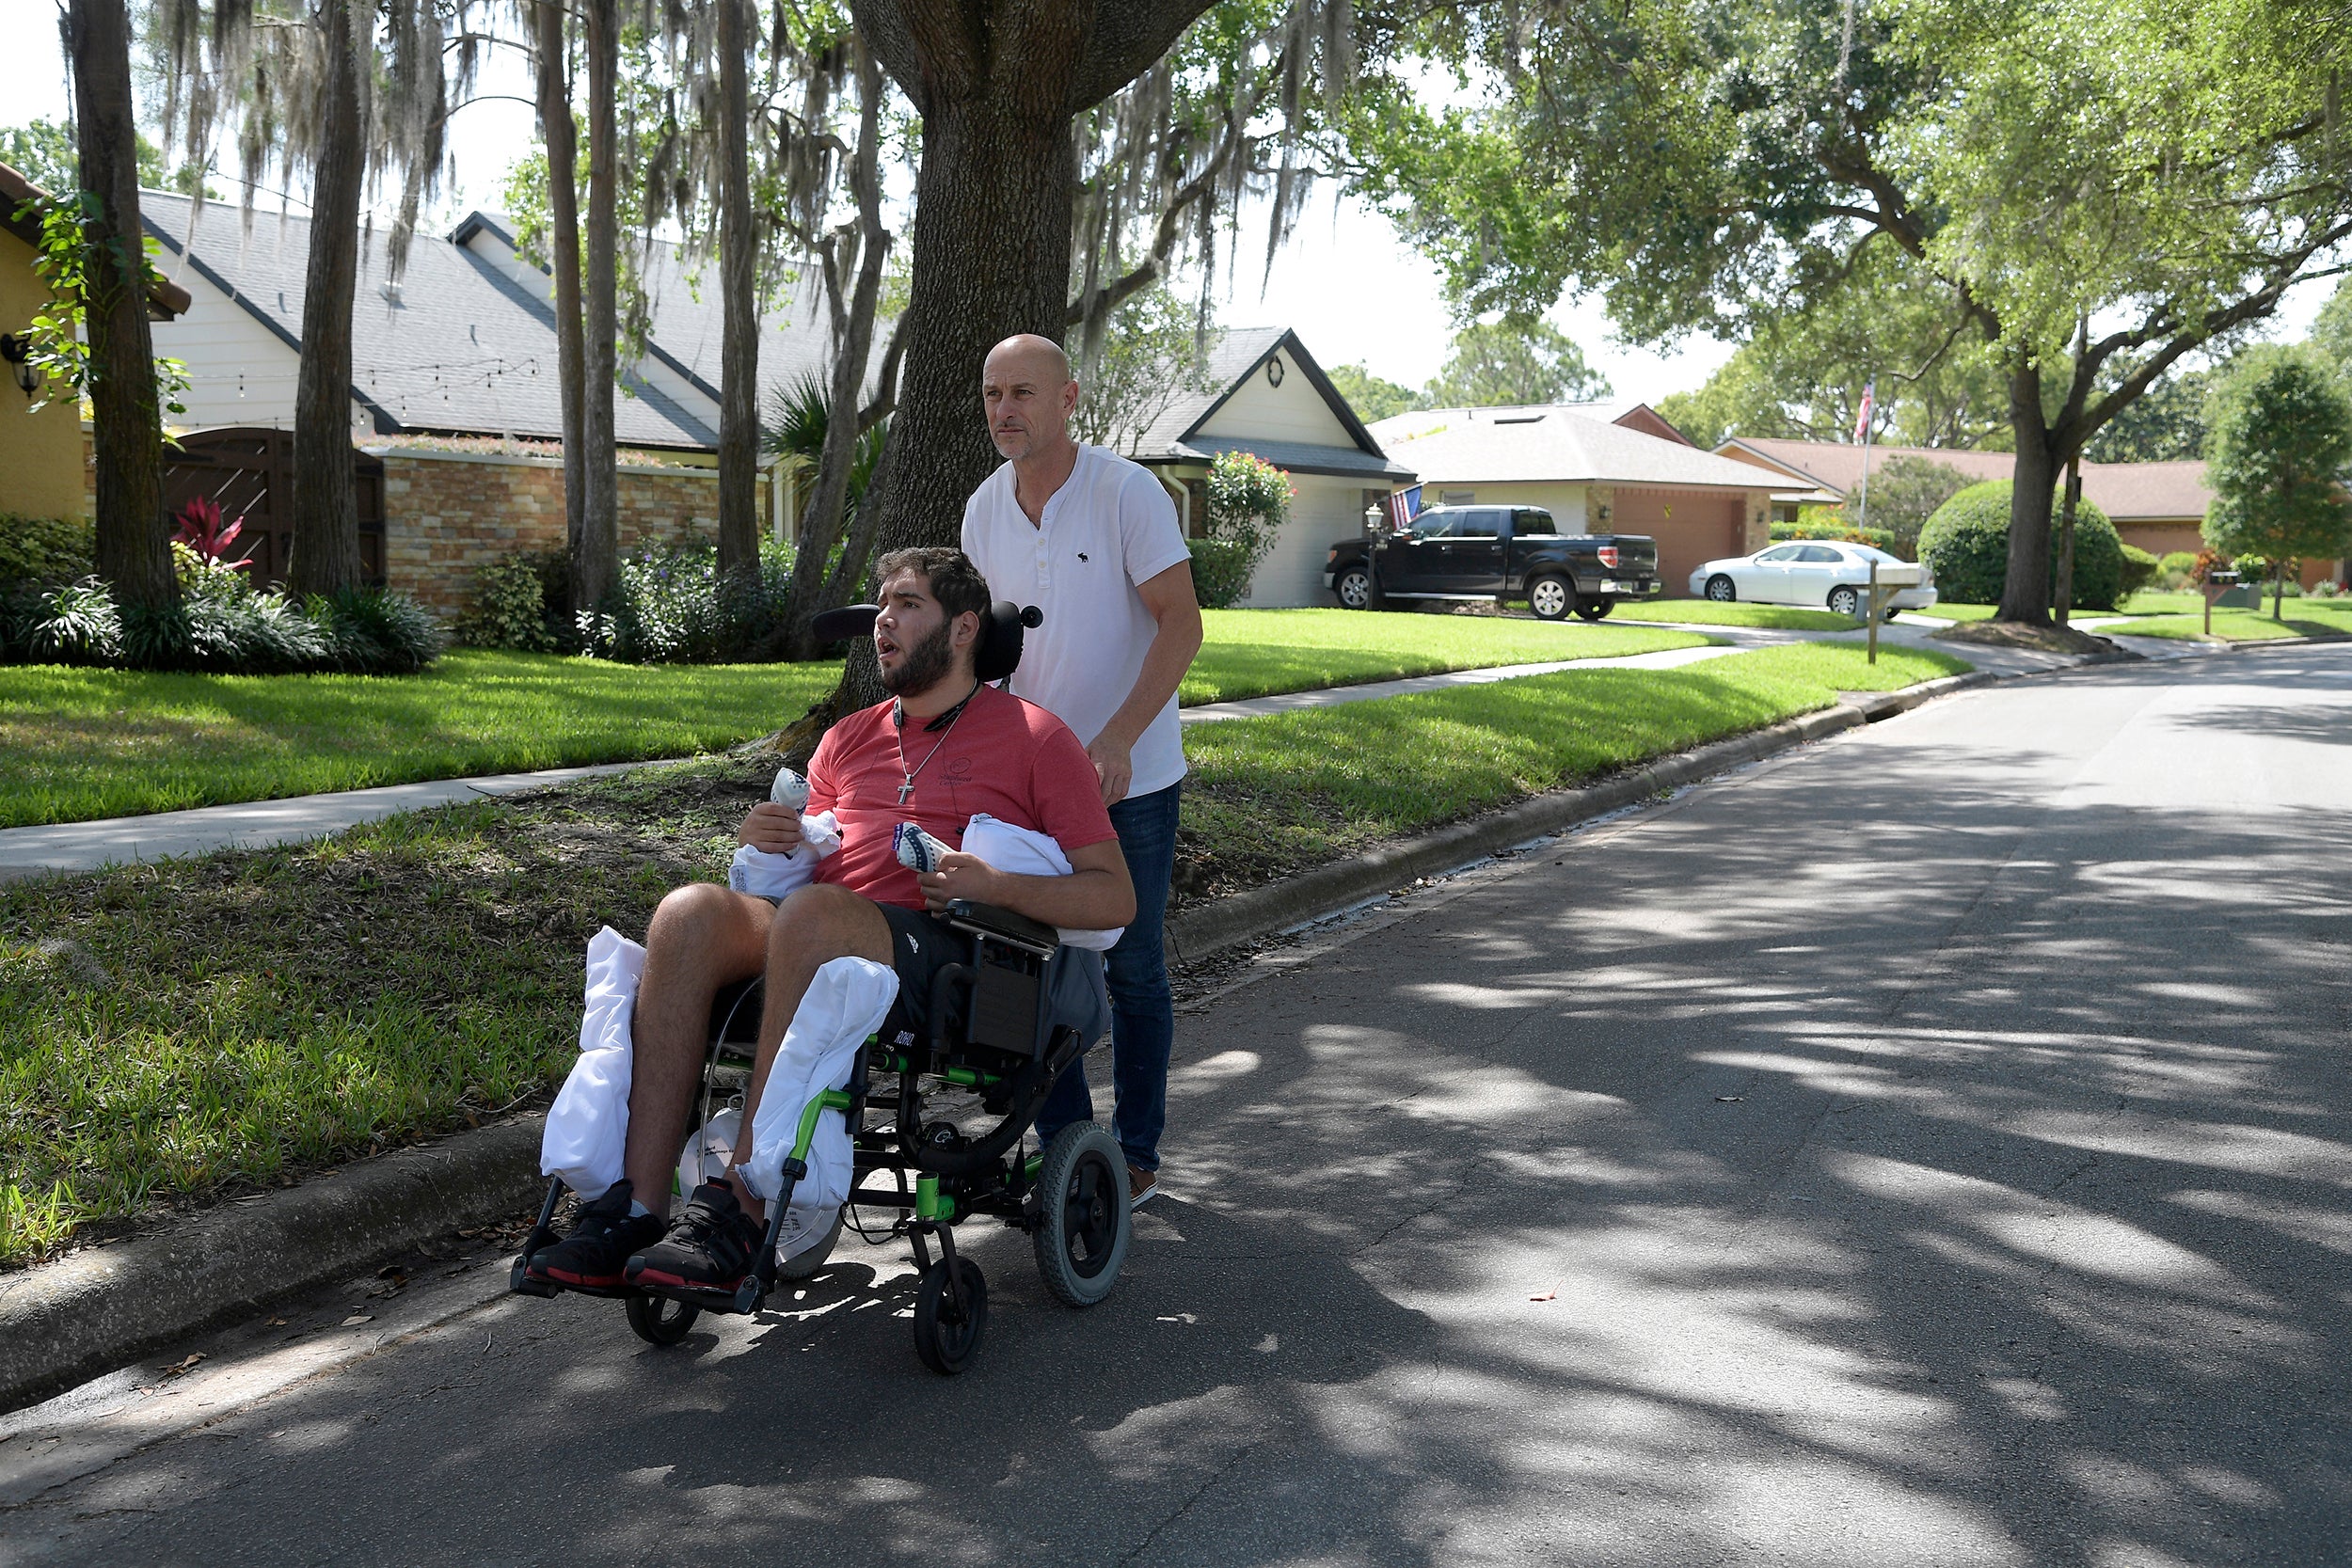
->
[898,779,914,805]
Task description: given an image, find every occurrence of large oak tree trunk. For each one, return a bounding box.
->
[714,0,760,579]
[288,0,369,595]
[573,0,621,616]
[68,0,175,610]
[1996,358,2060,626]
[533,0,586,607]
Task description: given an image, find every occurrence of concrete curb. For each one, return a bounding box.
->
[0,1117,547,1416]
[1165,671,1993,963]
[0,667,1999,1417]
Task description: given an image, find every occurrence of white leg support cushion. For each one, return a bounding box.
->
[742,955,900,1214]
[540,926,648,1200]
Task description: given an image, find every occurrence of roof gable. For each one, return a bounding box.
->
[143,193,712,446]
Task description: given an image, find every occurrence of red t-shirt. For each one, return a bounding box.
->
[806,682,1118,911]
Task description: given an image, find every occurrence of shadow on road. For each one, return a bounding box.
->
[14,652,2349,1567]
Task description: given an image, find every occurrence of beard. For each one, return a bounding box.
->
[879,618,956,697]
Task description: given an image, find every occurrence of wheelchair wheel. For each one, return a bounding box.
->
[1032,1122,1130,1308]
[912,1257,987,1375]
[775,1208,845,1281]
[626,1290,701,1346]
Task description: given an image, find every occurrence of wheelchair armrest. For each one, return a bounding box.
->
[944,899,1059,958]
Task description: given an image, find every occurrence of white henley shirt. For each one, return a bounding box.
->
[961,444,1194,800]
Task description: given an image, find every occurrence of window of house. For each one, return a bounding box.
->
[1438,489,1476,505]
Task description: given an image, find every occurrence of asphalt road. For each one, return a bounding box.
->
[6,646,2347,1567]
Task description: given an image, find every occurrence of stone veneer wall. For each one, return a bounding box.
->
[374,448,762,623]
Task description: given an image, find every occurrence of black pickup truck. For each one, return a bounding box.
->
[1324,504,1662,621]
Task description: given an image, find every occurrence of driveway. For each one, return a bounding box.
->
[5,647,2346,1566]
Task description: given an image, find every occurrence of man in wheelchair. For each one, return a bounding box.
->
[524,546,1135,1301]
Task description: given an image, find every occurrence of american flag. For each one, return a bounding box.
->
[1386,484,1422,530]
[1851,378,1876,443]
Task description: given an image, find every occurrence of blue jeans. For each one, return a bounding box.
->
[1036,780,1179,1172]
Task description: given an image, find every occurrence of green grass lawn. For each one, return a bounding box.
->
[2,615,1709,830]
[1608,600,1863,631]
[1184,608,1707,703]
[0,651,843,830]
[2105,603,2352,641]
[0,639,1968,1265]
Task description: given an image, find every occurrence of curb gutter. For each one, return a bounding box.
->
[0,1118,547,1416]
[0,668,1992,1418]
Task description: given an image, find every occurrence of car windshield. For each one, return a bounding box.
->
[1847,545,1900,563]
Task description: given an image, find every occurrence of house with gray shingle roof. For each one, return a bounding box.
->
[1123,326,1417,607]
[1369,404,1779,595]
[142,193,722,449]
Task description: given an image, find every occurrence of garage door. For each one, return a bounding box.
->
[1610,487,1747,597]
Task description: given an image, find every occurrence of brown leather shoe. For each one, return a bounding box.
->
[1127,1164,1159,1209]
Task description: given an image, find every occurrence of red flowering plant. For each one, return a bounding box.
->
[171,496,255,577]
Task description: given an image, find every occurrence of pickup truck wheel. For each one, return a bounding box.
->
[1529,574,1574,621]
[1335,565,1376,610]
[1704,574,1738,602]
[1827,585,1862,617]
[1573,598,1613,622]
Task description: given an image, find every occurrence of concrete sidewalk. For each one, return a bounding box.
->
[0,759,656,884]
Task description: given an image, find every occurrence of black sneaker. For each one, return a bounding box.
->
[625,1180,764,1295]
[527,1180,665,1291]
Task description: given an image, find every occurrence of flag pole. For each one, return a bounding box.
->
[1855,381,1874,535]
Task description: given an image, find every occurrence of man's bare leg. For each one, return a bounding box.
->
[721,883,896,1220]
[619,883,774,1207]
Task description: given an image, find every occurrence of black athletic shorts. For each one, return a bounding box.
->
[876,903,975,1035]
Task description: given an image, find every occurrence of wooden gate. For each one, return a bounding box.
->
[160,428,385,589]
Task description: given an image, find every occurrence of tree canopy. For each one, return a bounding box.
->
[2201,345,2352,616]
[1421,315,1609,407]
[1344,0,2352,625]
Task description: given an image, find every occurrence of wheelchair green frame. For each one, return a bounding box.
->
[509,898,1133,1374]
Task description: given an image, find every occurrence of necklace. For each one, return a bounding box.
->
[895,681,979,805]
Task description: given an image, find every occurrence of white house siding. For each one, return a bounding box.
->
[1242,473,1365,608]
[149,267,308,431]
[1195,351,1359,447]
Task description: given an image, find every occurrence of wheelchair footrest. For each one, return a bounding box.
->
[631,1276,769,1316]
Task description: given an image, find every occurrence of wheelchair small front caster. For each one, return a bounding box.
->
[912,1257,987,1375]
[626,1291,700,1346]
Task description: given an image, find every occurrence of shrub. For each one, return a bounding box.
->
[1916,480,2125,610]
[1187,537,1259,610]
[307,586,444,673]
[0,514,95,586]
[577,536,801,664]
[455,550,565,652]
[0,569,439,674]
[1198,451,1293,606]
[2119,543,2159,599]
[1770,513,1899,553]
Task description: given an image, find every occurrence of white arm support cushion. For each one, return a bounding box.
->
[727,810,842,900]
[961,814,1124,952]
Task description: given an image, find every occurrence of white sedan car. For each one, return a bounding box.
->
[1688,542,1939,616]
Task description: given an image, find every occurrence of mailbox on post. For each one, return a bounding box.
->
[1865,560,1923,664]
[2202,569,2241,637]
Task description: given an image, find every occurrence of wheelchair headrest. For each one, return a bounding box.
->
[808,599,1043,683]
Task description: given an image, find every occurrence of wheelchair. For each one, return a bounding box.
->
[507,598,1135,1374]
